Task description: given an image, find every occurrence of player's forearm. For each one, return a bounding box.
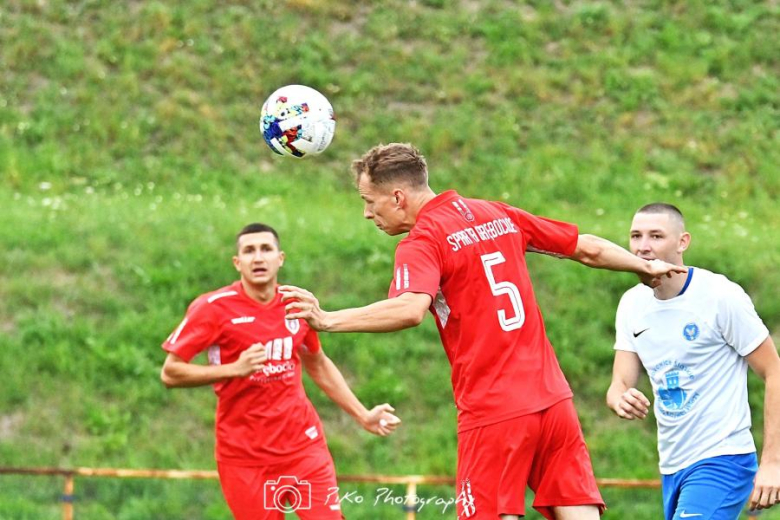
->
[572,234,652,276]
[308,358,369,424]
[761,372,780,463]
[161,361,239,388]
[324,298,425,333]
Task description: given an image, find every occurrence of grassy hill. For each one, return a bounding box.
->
[1,0,778,518]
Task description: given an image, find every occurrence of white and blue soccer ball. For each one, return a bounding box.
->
[260,85,336,158]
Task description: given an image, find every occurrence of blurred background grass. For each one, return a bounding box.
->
[1,0,778,518]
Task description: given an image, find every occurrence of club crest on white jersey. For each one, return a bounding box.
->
[683,322,700,341]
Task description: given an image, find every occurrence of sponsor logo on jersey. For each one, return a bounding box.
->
[285,317,301,335]
[265,336,294,361]
[683,322,700,341]
[231,316,256,324]
[305,426,319,439]
[633,328,650,338]
[261,361,295,376]
[248,337,297,383]
[651,360,701,417]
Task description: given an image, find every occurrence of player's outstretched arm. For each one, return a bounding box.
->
[570,234,687,287]
[746,335,780,510]
[279,285,431,333]
[301,349,401,437]
[606,350,651,420]
[160,343,267,388]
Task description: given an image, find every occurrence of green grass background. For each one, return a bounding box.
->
[1,0,778,518]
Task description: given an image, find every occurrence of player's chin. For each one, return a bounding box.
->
[381,226,404,237]
[248,272,273,284]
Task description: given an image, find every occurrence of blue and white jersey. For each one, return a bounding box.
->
[614,267,769,474]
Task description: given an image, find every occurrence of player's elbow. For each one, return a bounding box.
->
[572,234,604,267]
[160,365,180,389]
[395,293,430,329]
[403,307,426,328]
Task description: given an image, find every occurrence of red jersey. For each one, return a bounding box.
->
[162,281,327,465]
[388,191,579,432]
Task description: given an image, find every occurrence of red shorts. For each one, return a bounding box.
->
[217,447,344,520]
[456,398,605,519]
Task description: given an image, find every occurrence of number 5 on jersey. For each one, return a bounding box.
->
[481,252,525,331]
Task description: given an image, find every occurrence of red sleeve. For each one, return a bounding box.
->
[387,236,441,299]
[162,298,220,362]
[497,203,579,257]
[301,327,321,354]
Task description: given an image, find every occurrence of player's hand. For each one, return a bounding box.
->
[279,285,330,331]
[361,404,401,437]
[749,461,780,510]
[640,259,688,288]
[232,342,268,378]
[611,388,651,420]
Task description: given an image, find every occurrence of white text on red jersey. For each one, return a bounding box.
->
[446,217,519,252]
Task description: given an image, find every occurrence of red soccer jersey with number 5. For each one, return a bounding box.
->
[388,191,579,432]
[162,282,327,465]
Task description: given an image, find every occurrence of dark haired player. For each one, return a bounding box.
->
[608,203,779,519]
[161,223,400,520]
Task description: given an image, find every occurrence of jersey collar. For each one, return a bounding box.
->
[676,267,694,297]
[235,280,282,307]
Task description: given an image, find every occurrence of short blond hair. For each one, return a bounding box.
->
[351,143,428,187]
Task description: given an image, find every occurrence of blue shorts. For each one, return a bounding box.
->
[662,453,758,520]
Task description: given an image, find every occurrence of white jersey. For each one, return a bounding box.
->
[614,267,769,474]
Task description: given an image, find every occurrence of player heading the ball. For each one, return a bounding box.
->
[280,143,686,520]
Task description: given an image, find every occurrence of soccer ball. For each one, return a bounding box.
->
[260,85,336,158]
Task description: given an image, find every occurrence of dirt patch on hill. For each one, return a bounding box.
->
[0,413,24,441]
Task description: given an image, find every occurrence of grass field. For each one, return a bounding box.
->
[1,0,778,518]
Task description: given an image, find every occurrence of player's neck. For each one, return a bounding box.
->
[240,278,277,304]
[408,188,438,225]
[653,266,688,301]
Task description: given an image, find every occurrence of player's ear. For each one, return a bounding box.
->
[678,232,691,254]
[393,188,405,207]
[278,250,285,267]
[232,255,241,271]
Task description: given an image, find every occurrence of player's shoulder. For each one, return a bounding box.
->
[690,267,751,306]
[622,282,653,300]
[191,282,243,309]
[691,267,745,295]
[618,283,653,309]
